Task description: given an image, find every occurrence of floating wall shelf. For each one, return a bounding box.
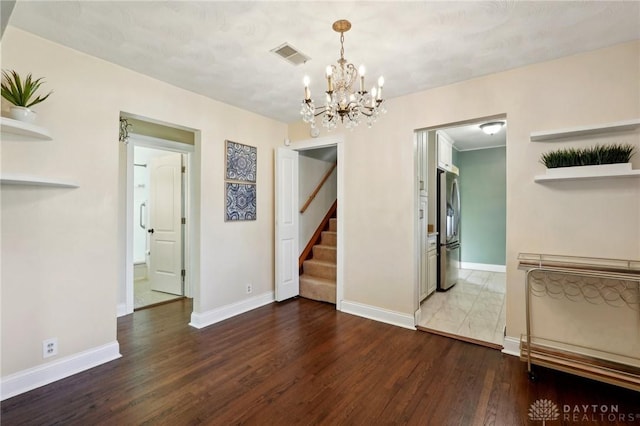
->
[534,163,640,182]
[1,174,79,188]
[530,118,640,142]
[0,117,53,141]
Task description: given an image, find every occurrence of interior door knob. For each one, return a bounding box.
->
[148,228,154,234]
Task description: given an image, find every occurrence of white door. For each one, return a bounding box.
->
[275,147,299,301]
[149,153,183,295]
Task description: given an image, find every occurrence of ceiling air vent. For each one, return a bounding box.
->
[271,43,310,66]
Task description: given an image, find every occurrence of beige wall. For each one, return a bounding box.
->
[1,27,286,377]
[290,41,640,355]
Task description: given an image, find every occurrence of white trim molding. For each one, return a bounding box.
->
[189,291,274,329]
[116,303,129,318]
[1,341,121,401]
[502,336,520,357]
[341,300,416,330]
[461,262,506,273]
[289,134,345,311]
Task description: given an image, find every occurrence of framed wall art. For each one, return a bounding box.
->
[225,182,256,221]
[224,140,257,221]
[225,140,257,183]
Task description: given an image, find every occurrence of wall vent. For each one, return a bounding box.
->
[271,43,310,66]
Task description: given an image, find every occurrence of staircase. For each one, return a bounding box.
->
[300,217,337,304]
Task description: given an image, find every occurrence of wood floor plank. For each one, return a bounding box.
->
[2,297,639,425]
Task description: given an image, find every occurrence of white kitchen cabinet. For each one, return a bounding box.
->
[427,234,438,296]
[419,198,429,301]
[436,130,454,171]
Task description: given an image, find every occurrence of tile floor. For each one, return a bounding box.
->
[419,268,506,346]
[134,279,183,309]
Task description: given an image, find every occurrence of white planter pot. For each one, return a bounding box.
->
[8,106,37,123]
[545,163,632,178]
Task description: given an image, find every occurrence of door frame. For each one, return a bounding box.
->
[286,135,345,310]
[124,133,194,315]
[413,113,507,326]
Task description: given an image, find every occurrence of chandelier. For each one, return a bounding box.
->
[300,19,386,131]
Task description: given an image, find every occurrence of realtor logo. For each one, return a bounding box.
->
[529,399,560,425]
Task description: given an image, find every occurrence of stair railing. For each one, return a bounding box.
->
[300,162,337,214]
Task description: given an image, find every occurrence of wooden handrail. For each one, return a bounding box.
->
[300,162,337,214]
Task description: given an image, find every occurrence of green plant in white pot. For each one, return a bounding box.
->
[1,70,53,123]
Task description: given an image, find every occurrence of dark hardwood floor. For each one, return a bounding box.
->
[2,298,638,425]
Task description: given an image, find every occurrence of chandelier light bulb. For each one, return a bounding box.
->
[303,75,311,100]
[378,76,384,87]
[358,65,366,93]
[326,65,334,92]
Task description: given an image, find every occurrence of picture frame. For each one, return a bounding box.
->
[225,182,256,221]
[224,140,257,221]
[225,140,257,183]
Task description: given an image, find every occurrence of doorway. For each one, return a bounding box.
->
[275,136,345,309]
[415,116,507,348]
[121,115,197,316]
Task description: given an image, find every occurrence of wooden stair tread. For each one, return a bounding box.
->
[304,259,336,267]
[300,275,336,286]
[314,244,336,250]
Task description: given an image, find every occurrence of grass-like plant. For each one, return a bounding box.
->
[1,70,53,108]
[541,144,636,168]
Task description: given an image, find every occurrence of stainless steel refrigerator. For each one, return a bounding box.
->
[437,169,460,291]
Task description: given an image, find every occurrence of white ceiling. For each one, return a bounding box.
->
[7,1,640,125]
[441,121,506,151]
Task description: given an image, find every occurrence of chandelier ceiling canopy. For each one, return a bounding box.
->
[300,19,386,131]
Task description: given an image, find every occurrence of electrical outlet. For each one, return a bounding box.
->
[43,338,58,359]
[246,284,252,294]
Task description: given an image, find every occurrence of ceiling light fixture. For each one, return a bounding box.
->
[479,121,504,135]
[300,19,386,131]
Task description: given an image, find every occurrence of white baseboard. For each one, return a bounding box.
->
[1,341,121,401]
[502,335,520,357]
[189,291,274,329]
[340,300,416,330]
[461,262,506,273]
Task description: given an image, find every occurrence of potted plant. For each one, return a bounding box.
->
[539,143,636,178]
[1,70,53,123]
[540,144,635,169]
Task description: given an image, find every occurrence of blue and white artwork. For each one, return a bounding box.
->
[226,140,257,183]
[225,182,256,221]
